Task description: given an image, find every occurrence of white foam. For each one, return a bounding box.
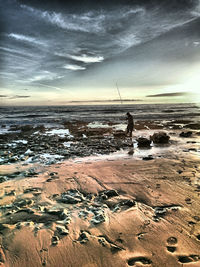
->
[7,143,17,147]
[24,157,34,163]
[63,141,73,148]
[0,127,20,135]
[40,153,64,160]
[7,139,28,147]
[25,149,33,154]
[88,122,110,129]
[14,140,28,144]
[44,129,73,138]
[0,128,10,135]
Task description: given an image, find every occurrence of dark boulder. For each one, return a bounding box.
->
[150,132,170,144]
[0,177,6,183]
[100,189,119,198]
[179,131,192,137]
[184,123,200,130]
[143,155,154,161]
[137,137,151,147]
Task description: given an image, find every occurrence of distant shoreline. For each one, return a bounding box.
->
[0,101,198,107]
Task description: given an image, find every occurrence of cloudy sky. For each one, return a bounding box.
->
[1,0,200,105]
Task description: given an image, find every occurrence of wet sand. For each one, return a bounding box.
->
[1,119,200,267]
[1,142,200,266]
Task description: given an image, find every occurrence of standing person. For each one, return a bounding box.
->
[126,112,134,137]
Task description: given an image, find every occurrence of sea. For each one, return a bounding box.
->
[0,103,200,128]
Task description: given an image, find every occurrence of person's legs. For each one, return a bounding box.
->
[126,126,129,136]
[128,126,133,137]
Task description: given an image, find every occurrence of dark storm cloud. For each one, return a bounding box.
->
[1,0,200,94]
[146,92,188,97]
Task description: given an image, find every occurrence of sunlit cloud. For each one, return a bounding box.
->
[1,0,200,104]
[68,54,104,63]
[34,83,63,91]
[63,64,86,71]
[7,33,45,46]
[29,71,63,82]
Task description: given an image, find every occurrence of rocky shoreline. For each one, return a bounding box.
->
[1,119,200,166]
[0,118,200,266]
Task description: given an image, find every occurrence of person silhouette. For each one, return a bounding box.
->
[126,112,134,137]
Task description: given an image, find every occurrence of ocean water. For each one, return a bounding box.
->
[0,103,199,127]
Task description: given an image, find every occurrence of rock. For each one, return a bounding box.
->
[16,222,22,229]
[78,231,89,244]
[113,131,126,138]
[35,125,46,133]
[91,211,106,224]
[59,189,85,204]
[78,210,89,219]
[137,137,151,147]
[100,189,119,198]
[188,148,197,152]
[121,199,135,207]
[20,125,33,132]
[49,172,58,176]
[5,190,16,196]
[154,207,167,217]
[59,195,81,204]
[150,132,170,144]
[23,187,41,194]
[56,226,69,236]
[143,155,154,161]
[42,259,47,266]
[184,123,200,130]
[0,177,7,183]
[128,148,134,155]
[13,198,33,207]
[46,208,68,220]
[51,235,59,246]
[15,208,34,214]
[179,131,193,137]
[0,223,7,231]
[110,244,123,253]
[98,237,106,246]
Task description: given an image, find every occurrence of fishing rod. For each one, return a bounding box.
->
[116,82,123,104]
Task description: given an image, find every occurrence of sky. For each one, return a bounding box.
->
[1,0,200,105]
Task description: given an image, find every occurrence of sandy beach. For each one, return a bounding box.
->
[0,119,200,267]
[2,0,200,265]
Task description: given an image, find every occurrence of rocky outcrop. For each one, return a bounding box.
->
[179,131,192,137]
[150,132,170,144]
[136,137,151,147]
